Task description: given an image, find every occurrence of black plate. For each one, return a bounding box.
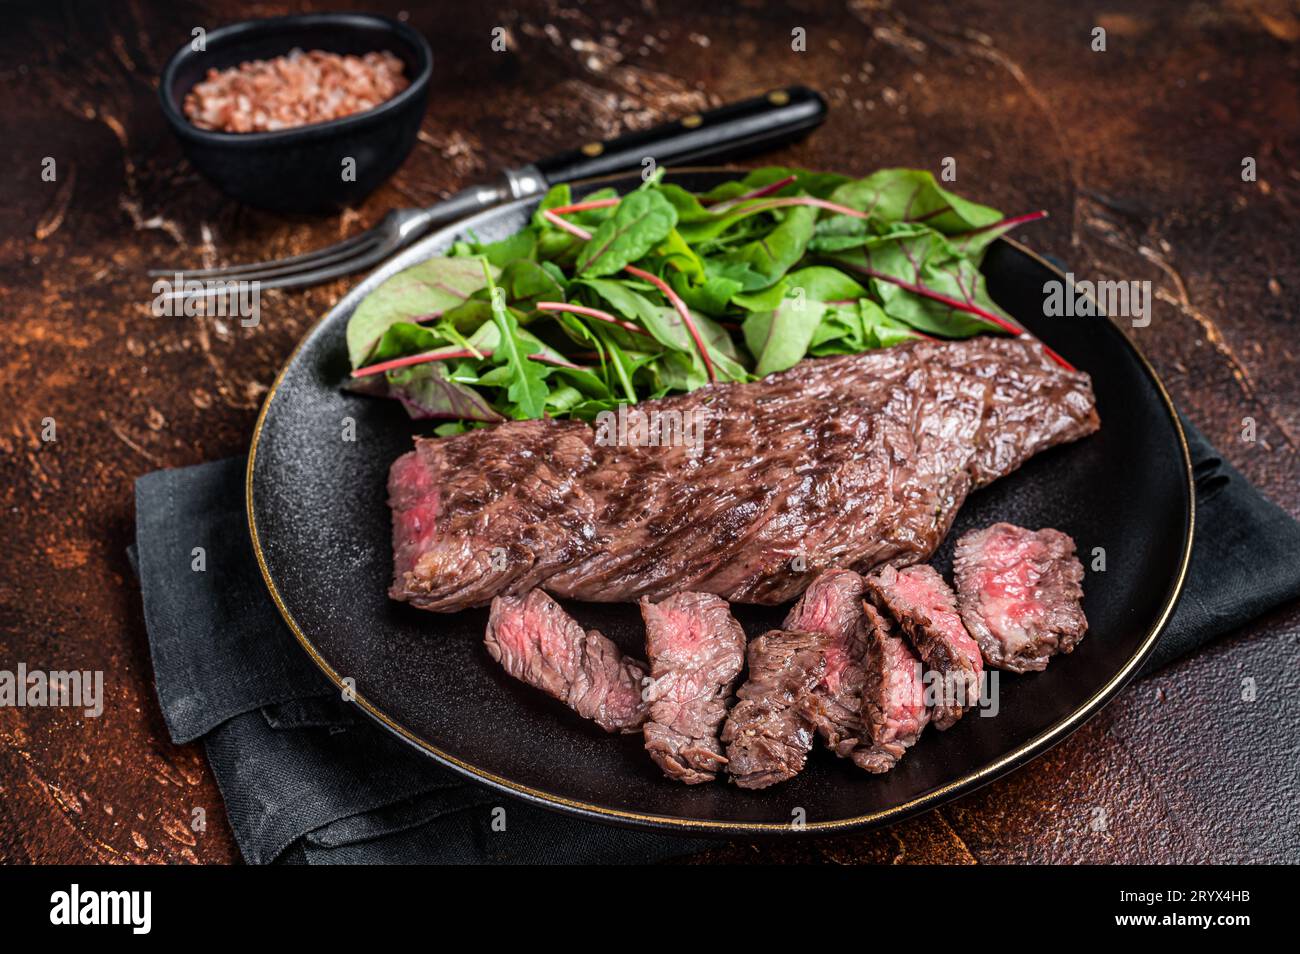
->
[248,169,1193,834]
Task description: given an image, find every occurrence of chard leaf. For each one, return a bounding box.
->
[829,228,1013,336]
[827,169,1003,233]
[346,257,498,367]
[385,364,505,422]
[669,268,744,316]
[578,190,679,276]
[657,308,748,383]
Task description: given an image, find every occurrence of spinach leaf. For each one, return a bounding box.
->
[742,295,830,376]
[476,229,536,266]
[497,258,566,311]
[722,202,818,286]
[732,265,866,312]
[577,189,679,276]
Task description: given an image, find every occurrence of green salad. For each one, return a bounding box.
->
[344,166,1045,432]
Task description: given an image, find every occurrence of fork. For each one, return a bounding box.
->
[151,87,827,296]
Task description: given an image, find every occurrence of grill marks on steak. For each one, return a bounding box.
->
[954,523,1088,672]
[866,564,983,730]
[783,569,870,754]
[640,592,747,784]
[390,420,601,610]
[484,590,648,733]
[721,630,826,789]
[855,603,930,773]
[389,338,1100,612]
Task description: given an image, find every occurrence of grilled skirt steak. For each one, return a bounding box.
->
[953,523,1088,673]
[484,590,648,733]
[389,338,1099,613]
[855,603,930,773]
[721,630,826,790]
[784,569,870,754]
[866,564,983,731]
[640,592,746,784]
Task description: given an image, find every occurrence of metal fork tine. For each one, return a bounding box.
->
[164,233,386,285]
[223,240,400,293]
[158,236,400,299]
[146,227,380,281]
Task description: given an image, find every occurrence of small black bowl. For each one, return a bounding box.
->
[159,13,432,213]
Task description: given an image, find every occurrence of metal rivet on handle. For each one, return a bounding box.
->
[681,114,703,128]
[581,142,604,157]
[767,90,790,106]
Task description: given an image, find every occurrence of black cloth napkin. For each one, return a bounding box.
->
[132,416,1300,864]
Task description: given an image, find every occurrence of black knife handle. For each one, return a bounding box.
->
[534,86,828,185]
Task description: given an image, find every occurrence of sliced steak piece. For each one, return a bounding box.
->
[389,337,1099,613]
[865,564,982,730]
[784,568,869,754]
[484,590,648,733]
[640,592,747,784]
[853,604,930,773]
[721,630,826,790]
[953,523,1088,673]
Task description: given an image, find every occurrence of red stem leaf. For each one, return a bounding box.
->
[623,264,716,383]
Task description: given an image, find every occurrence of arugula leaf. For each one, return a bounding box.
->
[346,257,497,367]
[483,261,548,418]
[577,190,679,276]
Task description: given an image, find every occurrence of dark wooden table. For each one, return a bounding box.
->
[2,0,1297,864]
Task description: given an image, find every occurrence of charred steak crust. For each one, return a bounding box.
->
[865,564,983,731]
[389,338,1100,613]
[721,630,827,790]
[854,603,930,773]
[484,590,648,733]
[953,523,1088,673]
[640,592,746,784]
[784,569,870,754]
